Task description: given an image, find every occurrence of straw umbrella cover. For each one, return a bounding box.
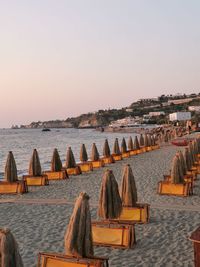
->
[64,192,93,258]
[139,134,144,147]
[66,147,77,168]
[91,143,100,161]
[144,134,148,147]
[133,136,140,150]
[171,155,184,184]
[184,147,192,171]
[128,136,134,151]
[121,137,127,153]
[98,169,122,219]
[0,228,24,267]
[177,151,187,175]
[103,139,111,157]
[51,148,62,172]
[4,151,18,183]
[80,144,88,162]
[113,138,121,155]
[29,149,42,176]
[121,164,137,207]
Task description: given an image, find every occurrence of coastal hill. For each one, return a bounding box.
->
[18,93,200,129]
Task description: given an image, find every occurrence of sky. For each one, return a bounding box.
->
[0,0,200,128]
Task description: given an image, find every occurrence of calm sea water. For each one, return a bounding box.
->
[0,128,137,179]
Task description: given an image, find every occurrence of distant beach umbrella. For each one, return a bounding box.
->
[177,151,187,175]
[4,151,18,183]
[113,138,121,155]
[103,139,111,157]
[64,192,93,258]
[91,143,99,161]
[184,147,192,171]
[80,144,88,162]
[0,228,24,267]
[121,137,127,153]
[66,147,77,168]
[147,134,152,147]
[51,148,62,172]
[171,155,184,184]
[121,164,137,207]
[188,143,195,165]
[98,169,122,219]
[128,136,134,151]
[133,136,140,150]
[29,149,42,176]
[144,134,148,147]
[139,134,144,147]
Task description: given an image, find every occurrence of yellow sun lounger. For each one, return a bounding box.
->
[37,252,109,267]
[112,154,122,161]
[157,181,190,197]
[90,160,105,169]
[163,175,193,195]
[23,175,49,186]
[66,167,82,176]
[0,180,28,194]
[101,156,115,165]
[129,150,138,156]
[121,152,130,159]
[188,226,200,267]
[43,170,68,180]
[92,221,135,249]
[77,162,93,173]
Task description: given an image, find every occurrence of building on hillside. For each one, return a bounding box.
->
[188,106,200,113]
[149,111,165,117]
[169,112,191,121]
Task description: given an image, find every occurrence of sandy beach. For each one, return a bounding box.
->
[0,138,199,266]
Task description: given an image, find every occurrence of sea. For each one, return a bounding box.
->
[0,128,138,179]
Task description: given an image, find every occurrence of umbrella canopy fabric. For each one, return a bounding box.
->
[188,143,195,165]
[121,164,137,207]
[128,136,134,151]
[147,135,152,147]
[4,151,18,183]
[0,228,24,267]
[51,148,62,172]
[103,139,111,157]
[64,192,94,258]
[171,155,184,184]
[29,149,42,176]
[164,132,169,143]
[90,143,100,161]
[80,144,88,162]
[133,136,140,150]
[177,151,187,175]
[139,134,144,147]
[66,147,77,168]
[121,138,127,153]
[113,138,121,155]
[98,169,122,219]
[184,147,192,171]
[144,134,148,147]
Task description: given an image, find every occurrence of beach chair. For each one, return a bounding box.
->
[90,160,105,169]
[129,150,138,156]
[121,151,130,159]
[0,180,28,194]
[37,252,109,267]
[163,175,193,195]
[92,221,135,249]
[111,154,122,161]
[66,166,82,176]
[157,181,190,197]
[23,174,49,186]
[77,162,93,172]
[43,170,68,180]
[101,156,115,165]
[189,226,200,267]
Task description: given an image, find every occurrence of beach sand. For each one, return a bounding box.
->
[0,140,199,266]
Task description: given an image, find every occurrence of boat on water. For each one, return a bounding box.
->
[42,128,51,132]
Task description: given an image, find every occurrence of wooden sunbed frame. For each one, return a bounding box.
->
[0,180,28,194]
[92,221,136,249]
[43,170,68,180]
[163,175,193,195]
[111,154,122,161]
[189,226,200,267]
[101,156,115,165]
[37,252,109,267]
[90,160,105,169]
[157,181,190,197]
[121,152,131,159]
[66,166,82,176]
[77,162,93,173]
[22,174,49,186]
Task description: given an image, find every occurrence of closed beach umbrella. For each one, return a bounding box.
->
[98,169,122,219]
[121,137,127,153]
[80,144,88,162]
[121,164,137,207]
[177,151,187,175]
[128,136,134,151]
[133,136,140,150]
[64,192,93,258]
[66,147,77,168]
[184,147,192,171]
[113,138,121,155]
[164,132,169,143]
[29,149,42,176]
[91,143,99,161]
[103,139,111,157]
[188,143,195,165]
[4,151,18,183]
[147,134,152,147]
[0,228,24,267]
[171,155,184,184]
[51,148,62,172]
[144,134,148,147]
[139,134,144,147]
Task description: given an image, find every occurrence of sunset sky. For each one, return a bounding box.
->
[0,0,200,127]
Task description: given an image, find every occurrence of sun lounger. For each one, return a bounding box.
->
[101,156,115,164]
[77,162,93,172]
[129,150,138,156]
[0,180,28,194]
[112,154,122,161]
[189,226,200,267]
[146,146,153,152]
[37,252,109,267]
[121,152,130,159]
[23,175,49,186]
[90,160,105,169]
[163,175,193,195]
[43,170,68,180]
[157,181,190,196]
[92,221,135,249]
[66,166,82,175]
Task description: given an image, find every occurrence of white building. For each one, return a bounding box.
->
[149,111,165,117]
[188,106,200,112]
[169,112,191,121]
